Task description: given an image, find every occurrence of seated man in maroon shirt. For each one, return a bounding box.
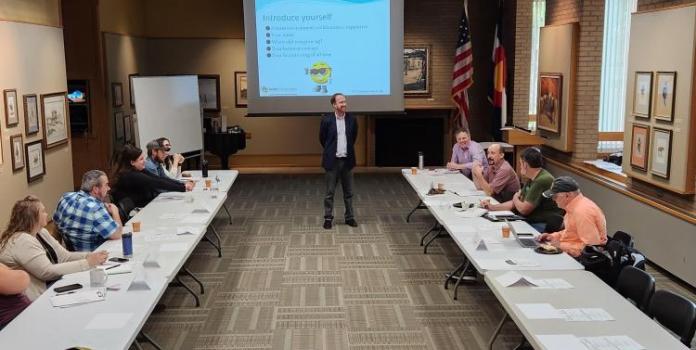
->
[0,263,31,330]
[472,143,520,202]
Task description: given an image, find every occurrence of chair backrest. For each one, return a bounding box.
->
[615,265,655,311]
[612,230,634,248]
[117,197,136,220]
[648,289,696,346]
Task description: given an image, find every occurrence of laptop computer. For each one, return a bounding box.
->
[507,220,539,248]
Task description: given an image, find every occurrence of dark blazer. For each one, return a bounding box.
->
[112,169,186,208]
[319,113,358,170]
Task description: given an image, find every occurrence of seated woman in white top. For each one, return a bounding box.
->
[0,196,108,300]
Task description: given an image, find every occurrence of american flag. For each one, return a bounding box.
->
[451,2,473,129]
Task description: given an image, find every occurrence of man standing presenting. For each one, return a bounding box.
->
[320,93,358,229]
[54,170,123,251]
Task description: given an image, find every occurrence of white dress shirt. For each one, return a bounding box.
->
[335,114,347,158]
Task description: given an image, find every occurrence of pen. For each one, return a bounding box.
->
[105,264,120,270]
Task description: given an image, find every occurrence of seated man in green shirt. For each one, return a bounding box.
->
[481,147,564,232]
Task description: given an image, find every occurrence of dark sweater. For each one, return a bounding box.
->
[112,169,185,208]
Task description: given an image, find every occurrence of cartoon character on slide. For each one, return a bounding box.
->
[305,61,332,93]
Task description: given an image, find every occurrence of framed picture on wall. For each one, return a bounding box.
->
[114,111,124,141]
[630,124,649,171]
[41,92,70,149]
[112,82,123,108]
[403,46,431,97]
[10,134,25,171]
[129,73,139,110]
[198,74,221,112]
[3,89,19,127]
[25,140,45,183]
[537,73,563,134]
[23,94,40,136]
[124,114,132,143]
[632,71,652,118]
[235,71,248,107]
[650,128,672,179]
[652,71,676,122]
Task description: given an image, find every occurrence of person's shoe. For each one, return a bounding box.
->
[345,219,358,227]
[323,220,332,229]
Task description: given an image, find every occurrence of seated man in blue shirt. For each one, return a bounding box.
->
[53,170,123,251]
[144,139,168,178]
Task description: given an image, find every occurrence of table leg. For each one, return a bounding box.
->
[423,226,444,254]
[444,259,467,290]
[452,261,477,300]
[204,226,223,257]
[488,312,510,350]
[182,267,205,294]
[223,203,233,225]
[406,200,427,222]
[137,331,163,350]
[172,275,201,307]
[420,222,440,247]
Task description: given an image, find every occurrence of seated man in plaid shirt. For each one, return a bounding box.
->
[53,170,124,251]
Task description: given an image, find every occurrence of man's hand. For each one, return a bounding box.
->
[185,181,195,191]
[536,233,550,242]
[480,199,491,209]
[105,203,121,219]
[446,162,460,170]
[86,250,109,267]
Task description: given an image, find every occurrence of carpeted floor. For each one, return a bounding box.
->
[140,174,696,350]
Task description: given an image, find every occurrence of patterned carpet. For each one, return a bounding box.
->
[140,174,696,350]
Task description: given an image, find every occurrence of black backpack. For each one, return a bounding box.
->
[579,237,643,285]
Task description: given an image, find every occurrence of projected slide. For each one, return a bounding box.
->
[255,0,390,97]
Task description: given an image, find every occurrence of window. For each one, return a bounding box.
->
[597,0,637,153]
[528,0,546,124]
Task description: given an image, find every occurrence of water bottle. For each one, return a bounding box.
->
[122,232,133,258]
[418,152,424,170]
[201,159,209,178]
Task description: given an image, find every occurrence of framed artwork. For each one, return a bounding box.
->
[235,71,248,107]
[124,114,132,143]
[537,73,563,134]
[23,94,40,135]
[653,71,676,122]
[3,89,19,127]
[41,92,70,149]
[129,73,139,109]
[632,72,652,118]
[630,124,649,171]
[112,82,123,107]
[114,111,124,141]
[403,46,431,97]
[25,140,45,183]
[650,128,672,179]
[198,74,221,112]
[10,134,25,171]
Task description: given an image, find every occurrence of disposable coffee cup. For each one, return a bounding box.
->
[411,167,417,175]
[132,221,141,233]
[501,224,511,239]
[205,179,212,189]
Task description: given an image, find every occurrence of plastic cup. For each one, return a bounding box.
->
[501,224,511,239]
[205,179,212,189]
[411,167,417,175]
[132,221,141,232]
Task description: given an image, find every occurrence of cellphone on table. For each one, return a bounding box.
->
[109,257,129,263]
[54,283,83,293]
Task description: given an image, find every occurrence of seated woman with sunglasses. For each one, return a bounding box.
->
[0,196,108,300]
[111,144,193,208]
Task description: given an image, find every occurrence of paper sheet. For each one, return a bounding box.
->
[177,226,200,235]
[580,336,645,350]
[516,303,564,319]
[536,335,587,350]
[50,288,106,308]
[496,271,538,287]
[159,243,188,252]
[84,313,133,330]
[102,264,132,275]
[180,215,209,224]
[558,308,614,322]
[532,278,573,289]
[477,258,540,270]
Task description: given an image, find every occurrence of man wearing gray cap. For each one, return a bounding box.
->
[536,176,608,257]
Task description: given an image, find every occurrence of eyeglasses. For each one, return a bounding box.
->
[310,68,329,75]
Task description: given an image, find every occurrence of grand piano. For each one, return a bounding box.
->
[204,127,246,169]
